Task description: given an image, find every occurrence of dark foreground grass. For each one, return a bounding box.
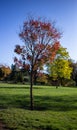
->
[0,83,77,130]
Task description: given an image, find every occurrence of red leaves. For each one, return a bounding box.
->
[41,23,50,31]
[27,55,32,61]
[30,33,37,40]
[48,42,60,62]
[30,20,39,28]
[14,17,61,73]
[30,20,51,31]
[37,41,60,64]
[19,19,61,42]
[52,41,60,50]
[14,45,22,54]
[34,44,45,52]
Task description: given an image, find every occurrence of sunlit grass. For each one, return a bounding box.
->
[0,83,77,130]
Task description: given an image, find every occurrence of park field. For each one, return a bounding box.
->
[0,83,77,130]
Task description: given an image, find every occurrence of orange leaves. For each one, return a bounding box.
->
[48,42,60,62]
[52,41,60,51]
[0,65,11,79]
[39,41,60,63]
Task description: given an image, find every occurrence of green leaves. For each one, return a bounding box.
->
[56,46,69,59]
[50,59,72,79]
[49,46,72,80]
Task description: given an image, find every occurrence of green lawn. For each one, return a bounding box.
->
[0,83,77,130]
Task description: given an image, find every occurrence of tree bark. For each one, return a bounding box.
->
[30,69,34,110]
[33,70,37,85]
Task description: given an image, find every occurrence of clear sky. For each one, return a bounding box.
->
[0,0,77,66]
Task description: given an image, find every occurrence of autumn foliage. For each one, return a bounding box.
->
[0,65,11,80]
[14,17,61,110]
[14,19,60,70]
[49,46,73,86]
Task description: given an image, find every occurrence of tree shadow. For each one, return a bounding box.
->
[0,93,77,111]
[0,94,30,109]
[34,95,77,111]
[0,86,29,89]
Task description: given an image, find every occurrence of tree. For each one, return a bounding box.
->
[0,65,11,80]
[70,60,77,86]
[37,72,48,85]
[49,46,72,87]
[14,17,61,110]
[0,68,4,80]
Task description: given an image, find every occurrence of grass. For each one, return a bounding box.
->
[0,83,77,130]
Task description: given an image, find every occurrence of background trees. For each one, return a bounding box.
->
[48,46,73,87]
[14,17,61,110]
[0,65,11,80]
[70,60,77,86]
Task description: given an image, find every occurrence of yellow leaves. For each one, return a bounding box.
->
[50,59,72,80]
[0,65,11,79]
[57,46,69,59]
[49,45,73,80]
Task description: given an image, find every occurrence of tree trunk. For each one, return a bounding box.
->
[30,69,34,110]
[33,70,37,85]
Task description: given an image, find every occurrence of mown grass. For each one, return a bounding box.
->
[0,83,77,130]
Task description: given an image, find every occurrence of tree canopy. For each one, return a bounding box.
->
[49,46,72,86]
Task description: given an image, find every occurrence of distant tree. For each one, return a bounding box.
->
[37,72,48,85]
[0,68,4,80]
[9,64,17,81]
[70,60,77,86]
[49,46,73,87]
[14,17,61,110]
[10,64,26,83]
[0,65,11,80]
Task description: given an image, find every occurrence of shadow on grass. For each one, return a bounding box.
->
[34,95,77,111]
[0,93,77,111]
[0,94,30,110]
[0,86,29,89]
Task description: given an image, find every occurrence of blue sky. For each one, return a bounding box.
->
[0,0,77,66]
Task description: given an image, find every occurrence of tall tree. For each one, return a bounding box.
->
[49,46,72,86]
[14,17,61,110]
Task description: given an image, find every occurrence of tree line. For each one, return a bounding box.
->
[0,46,77,87]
